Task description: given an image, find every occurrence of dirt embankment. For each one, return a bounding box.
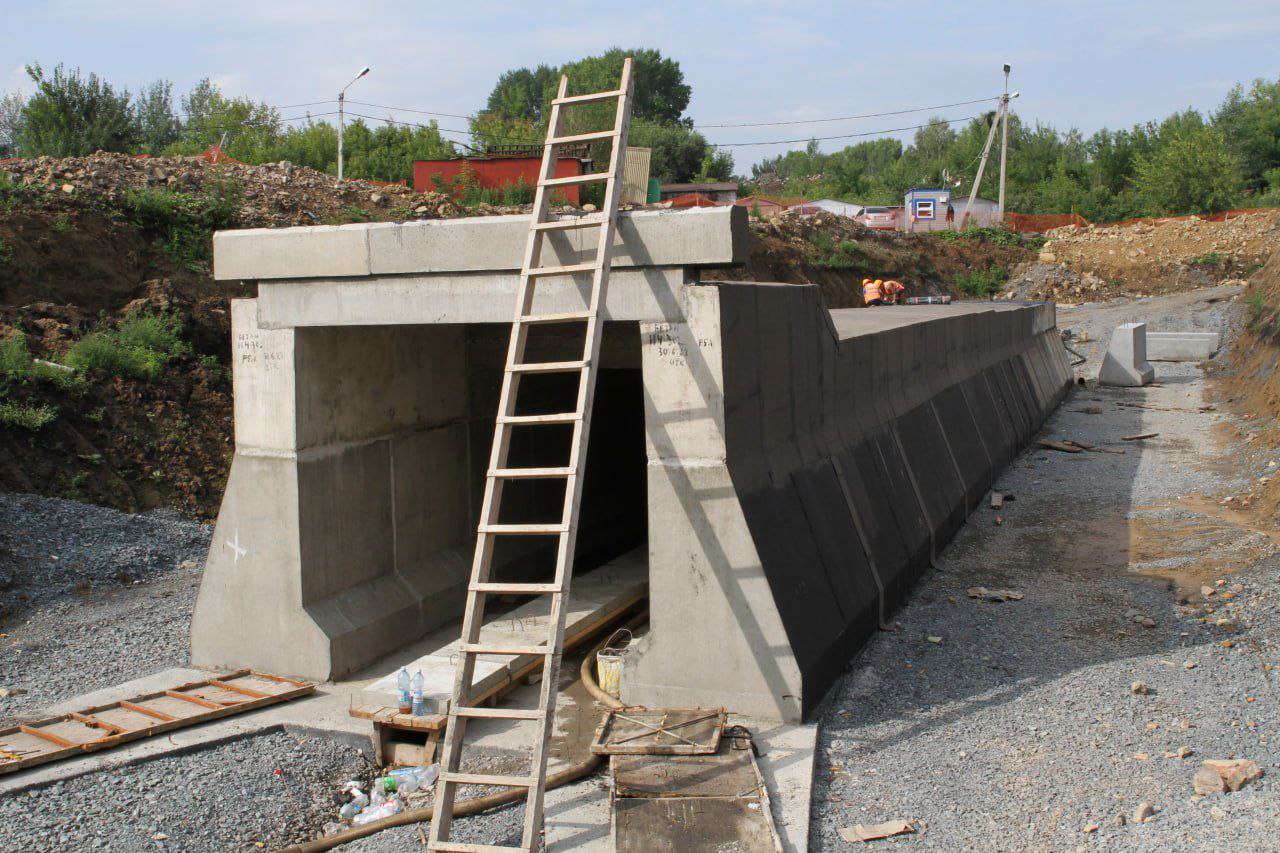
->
[0,153,495,517]
[704,210,1035,308]
[1013,212,1280,303]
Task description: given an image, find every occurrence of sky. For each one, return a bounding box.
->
[3,0,1279,172]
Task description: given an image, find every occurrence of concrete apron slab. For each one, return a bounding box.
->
[1,671,818,852]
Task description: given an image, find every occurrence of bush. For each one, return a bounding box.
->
[0,333,83,389]
[954,266,1009,297]
[66,313,190,381]
[935,226,1022,246]
[0,400,56,430]
[124,177,240,272]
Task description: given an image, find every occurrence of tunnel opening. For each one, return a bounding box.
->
[464,321,647,586]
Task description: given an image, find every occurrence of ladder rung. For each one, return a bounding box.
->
[540,173,610,188]
[525,261,597,277]
[442,771,536,788]
[452,705,544,720]
[547,129,619,145]
[471,581,563,594]
[429,842,527,853]
[517,311,592,325]
[488,467,575,479]
[461,642,553,656]
[477,523,569,535]
[552,89,625,106]
[497,412,580,425]
[509,360,588,374]
[531,216,606,232]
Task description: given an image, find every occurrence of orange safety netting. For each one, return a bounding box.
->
[1107,207,1279,228]
[668,192,723,208]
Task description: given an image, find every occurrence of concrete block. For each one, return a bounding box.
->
[1146,331,1219,361]
[1099,322,1155,386]
[214,224,371,281]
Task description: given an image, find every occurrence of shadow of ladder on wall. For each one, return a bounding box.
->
[426,58,636,853]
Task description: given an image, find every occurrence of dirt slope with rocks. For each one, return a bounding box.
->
[703,209,1035,308]
[1012,212,1280,303]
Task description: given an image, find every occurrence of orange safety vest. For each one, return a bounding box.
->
[863,279,883,304]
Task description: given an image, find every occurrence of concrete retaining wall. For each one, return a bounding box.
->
[623,286,1072,720]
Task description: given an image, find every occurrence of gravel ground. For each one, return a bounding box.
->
[811,287,1278,849]
[0,729,369,851]
[0,494,209,723]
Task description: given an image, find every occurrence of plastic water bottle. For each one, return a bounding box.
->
[396,668,411,714]
[389,764,438,794]
[411,670,426,716]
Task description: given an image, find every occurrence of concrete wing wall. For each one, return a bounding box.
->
[625,285,1072,720]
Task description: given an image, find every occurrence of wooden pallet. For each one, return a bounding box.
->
[428,57,636,853]
[0,670,315,775]
[591,708,726,756]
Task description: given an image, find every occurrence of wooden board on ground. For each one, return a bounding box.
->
[592,707,726,755]
[611,736,781,853]
[0,671,315,775]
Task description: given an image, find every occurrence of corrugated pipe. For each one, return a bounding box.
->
[285,612,645,852]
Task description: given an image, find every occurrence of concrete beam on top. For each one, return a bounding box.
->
[213,205,748,282]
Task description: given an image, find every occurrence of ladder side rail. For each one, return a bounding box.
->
[517,57,634,849]
[428,72,573,851]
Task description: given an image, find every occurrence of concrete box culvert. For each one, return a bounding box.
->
[191,207,1071,722]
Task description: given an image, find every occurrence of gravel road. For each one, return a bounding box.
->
[811,287,1278,849]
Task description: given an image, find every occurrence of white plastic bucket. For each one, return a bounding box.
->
[594,629,633,699]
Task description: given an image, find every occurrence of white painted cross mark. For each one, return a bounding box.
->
[225,531,246,563]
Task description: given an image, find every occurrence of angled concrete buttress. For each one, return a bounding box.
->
[192,205,1073,720]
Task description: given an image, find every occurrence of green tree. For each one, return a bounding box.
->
[16,63,136,156]
[559,48,690,125]
[172,78,280,161]
[1215,78,1280,192]
[133,79,180,154]
[629,119,728,183]
[1133,116,1243,214]
[344,120,455,182]
[485,65,560,123]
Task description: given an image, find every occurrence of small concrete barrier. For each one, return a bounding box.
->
[1099,322,1155,386]
[1146,331,1219,362]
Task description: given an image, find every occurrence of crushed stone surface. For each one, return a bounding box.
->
[811,288,1278,849]
[0,493,209,723]
[0,729,368,851]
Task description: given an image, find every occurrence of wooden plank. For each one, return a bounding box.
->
[0,671,316,776]
[119,700,176,721]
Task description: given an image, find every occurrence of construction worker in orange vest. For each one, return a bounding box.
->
[862,277,884,306]
[882,279,906,305]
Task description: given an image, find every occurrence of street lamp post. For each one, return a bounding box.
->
[337,66,370,182]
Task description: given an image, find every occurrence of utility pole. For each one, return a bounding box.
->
[337,67,370,182]
[997,64,1011,221]
[962,101,1002,228]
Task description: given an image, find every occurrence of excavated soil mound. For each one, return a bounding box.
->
[1023,212,1280,301]
[704,210,1034,308]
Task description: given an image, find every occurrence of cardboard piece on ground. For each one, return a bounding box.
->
[966,586,1024,602]
[839,819,915,842]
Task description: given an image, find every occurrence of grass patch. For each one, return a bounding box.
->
[124,177,240,273]
[1191,251,1224,267]
[954,266,1009,297]
[0,236,12,264]
[52,213,74,233]
[0,333,83,390]
[808,231,870,270]
[65,313,191,381]
[935,226,1023,247]
[0,400,56,430]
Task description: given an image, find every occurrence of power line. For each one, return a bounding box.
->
[692,96,999,129]
[708,115,981,148]
[345,100,475,121]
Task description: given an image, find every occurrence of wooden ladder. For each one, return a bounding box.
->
[427,57,635,853]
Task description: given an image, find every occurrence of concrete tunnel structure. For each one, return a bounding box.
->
[190,205,1074,722]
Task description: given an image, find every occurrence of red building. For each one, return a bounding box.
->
[413,155,589,204]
